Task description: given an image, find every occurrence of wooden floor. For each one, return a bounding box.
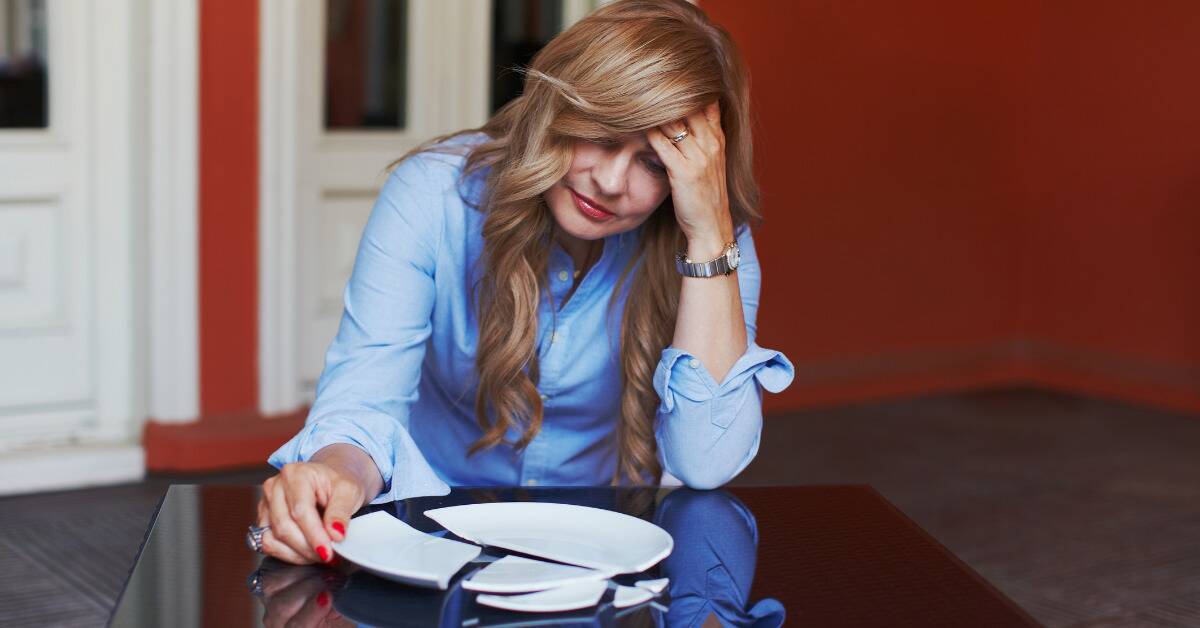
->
[1,387,1197,627]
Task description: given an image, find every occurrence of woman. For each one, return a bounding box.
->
[254,0,794,566]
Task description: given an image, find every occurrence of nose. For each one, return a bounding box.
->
[590,151,631,199]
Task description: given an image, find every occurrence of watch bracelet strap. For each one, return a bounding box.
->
[675,241,736,277]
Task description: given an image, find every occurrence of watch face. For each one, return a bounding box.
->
[726,244,741,269]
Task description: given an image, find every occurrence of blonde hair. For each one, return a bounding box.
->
[388,0,760,484]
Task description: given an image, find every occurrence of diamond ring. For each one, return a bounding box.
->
[246,524,270,554]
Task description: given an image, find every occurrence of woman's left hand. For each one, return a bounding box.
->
[645,100,734,251]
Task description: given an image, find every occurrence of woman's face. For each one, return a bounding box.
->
[543,136,673,242]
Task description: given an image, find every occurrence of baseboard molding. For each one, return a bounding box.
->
[768,338,1199,416]
[768,340,1027,411]
[0,444,145,496]
[1022,340,1200,416]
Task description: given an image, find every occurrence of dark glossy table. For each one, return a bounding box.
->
[109,485,1037,627]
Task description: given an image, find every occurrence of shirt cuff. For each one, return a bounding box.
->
[653,341,795,414]
[267,411,451,505]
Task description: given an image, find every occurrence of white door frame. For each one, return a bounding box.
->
[258,0,493,416]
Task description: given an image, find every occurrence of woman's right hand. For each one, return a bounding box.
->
[255,443,383,564]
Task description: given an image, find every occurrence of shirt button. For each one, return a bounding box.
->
[525,479,538,486]
[688,358,700,369]
[550,332,559,344]
[539,393,548,402]
[557,270,569,282]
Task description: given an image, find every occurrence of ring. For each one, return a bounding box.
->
[246,569,266,596]
[246,524,270,554]
[670,129,689,144]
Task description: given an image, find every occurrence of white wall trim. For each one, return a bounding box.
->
[90,0,147,446]
[146,0,199,424]
[258,0,301,416]
[0,445,144,496]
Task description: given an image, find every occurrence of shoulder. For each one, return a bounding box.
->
[369,132,491,261]
[382,131,492,208]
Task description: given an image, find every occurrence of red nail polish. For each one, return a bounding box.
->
[317,545,329,562]
[332,521,346,537]
[317,591,330,608]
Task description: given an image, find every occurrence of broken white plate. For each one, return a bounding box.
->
[475,579,608,613]
[634,577,669,594]
[333,511,481,590]
[612,584,654,609]
[424,502,673,574]
[463,555,612,593]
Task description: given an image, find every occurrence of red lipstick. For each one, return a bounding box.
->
[569,188,615,221]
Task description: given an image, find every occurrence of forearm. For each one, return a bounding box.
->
[311,443,384,502]
[672,217,747,383]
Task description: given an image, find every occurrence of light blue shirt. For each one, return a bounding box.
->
[268,132,795,503]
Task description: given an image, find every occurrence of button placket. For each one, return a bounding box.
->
[523,424,549,486]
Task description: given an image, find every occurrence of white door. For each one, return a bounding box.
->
[259,0,600,414]
[0,0,142,489]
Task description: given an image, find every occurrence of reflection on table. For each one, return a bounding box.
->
[247,488,781,627]
[109,484,1038,627]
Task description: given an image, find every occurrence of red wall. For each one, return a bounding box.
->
[1018,2,1200,413]
[198,0,259,416]
[703,0,1200,414]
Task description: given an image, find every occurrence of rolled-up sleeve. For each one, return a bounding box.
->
[653,224,795,490]
[268,153,454,504]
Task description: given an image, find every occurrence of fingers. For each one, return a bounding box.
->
[256,498,310,566]
[704,99,721,126]
[645,125,688,174]
[281,466,335,563]
[261,528,311,565]
[266,475,322,564]
[663,119,705,162]
[261,569,329,628]
[323,477,363,543]
[683,101,723,154]
[647,100,725,171]
[288,587,340,628]
[258,561,322,599]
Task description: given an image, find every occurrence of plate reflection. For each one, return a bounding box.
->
[247,489,784,627]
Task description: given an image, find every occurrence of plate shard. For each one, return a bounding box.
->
[475,579,609,613]
[424,502,673,574]
[613,584,655,608]
[463,555,610,593]
[333,511,481,590]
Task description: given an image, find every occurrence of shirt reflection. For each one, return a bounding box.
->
[250,488,784,627]
[655,489,785,628]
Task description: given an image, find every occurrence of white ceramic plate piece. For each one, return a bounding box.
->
[463,555,612,593]
[424,502,674,575]
[475,579,609,613]
[333,511,481,590]
[612,584,655,609]
[634,577,669,594]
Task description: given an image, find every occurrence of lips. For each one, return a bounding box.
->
[569,188,615,221]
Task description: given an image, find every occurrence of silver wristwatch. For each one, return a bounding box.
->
[676,241,740,277]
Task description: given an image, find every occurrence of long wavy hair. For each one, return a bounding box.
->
[387,0,760,484]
